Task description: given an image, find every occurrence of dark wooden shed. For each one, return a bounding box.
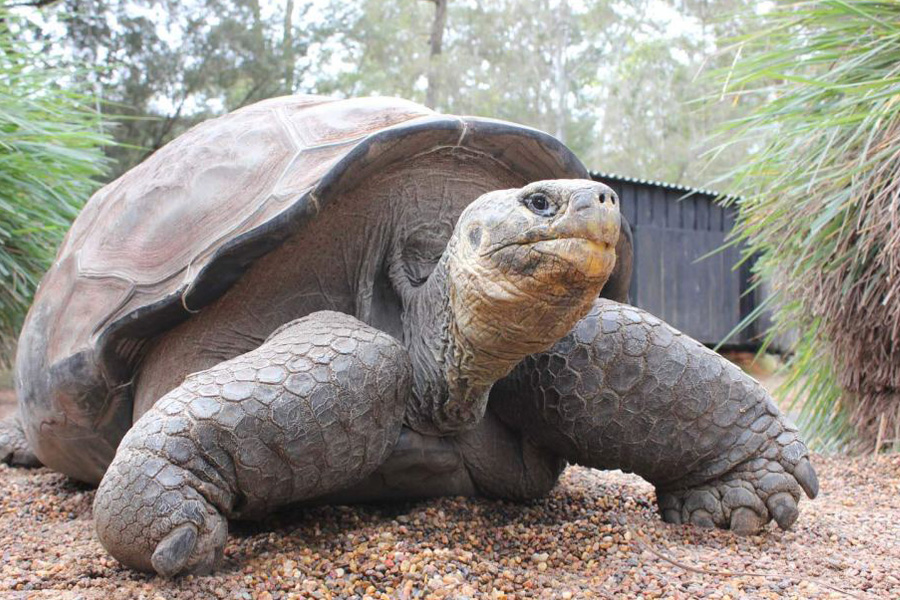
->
[590,172,758,349]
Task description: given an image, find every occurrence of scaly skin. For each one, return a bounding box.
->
[492,298,818,534]
[0,413,41,467]
[93,311,410,576]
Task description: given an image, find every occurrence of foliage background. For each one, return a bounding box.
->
[0,6,111,361]
[32,0,757,182]
[714,0,900,450]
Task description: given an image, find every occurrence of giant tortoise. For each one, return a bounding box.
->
[1,95,818,576]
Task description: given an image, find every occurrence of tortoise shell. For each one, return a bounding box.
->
[15,95,589,482]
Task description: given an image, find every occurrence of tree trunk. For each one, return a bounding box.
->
[553,0,571,143]
[283,0,295,93]
[249,0,265,56]
[424,0,448,110]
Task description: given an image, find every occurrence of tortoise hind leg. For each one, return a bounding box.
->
[323,414,566,504]
[0,412,41,467]
[456,413,566,501]
[93,311,409,576]
[493,298,818,535]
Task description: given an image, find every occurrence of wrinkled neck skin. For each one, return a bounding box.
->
[402,236,606,435]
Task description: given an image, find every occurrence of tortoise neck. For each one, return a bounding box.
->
[402,252,508,435]
[401,234,607,435]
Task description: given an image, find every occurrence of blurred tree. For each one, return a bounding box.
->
[588,0,757,183]
[21,0,759,186]
[311,0,626,164]
[55,0,314,176]
[311,0,754,186]
[422,0,447,109]
[0,6,112,361]
[12,0,768,185]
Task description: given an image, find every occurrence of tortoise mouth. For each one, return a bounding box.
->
[523,237,616,280]
[527,237,612,253]
[485,233,615,257]
[479,235,616,286]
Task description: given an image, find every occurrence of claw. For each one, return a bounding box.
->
[0,416,41,468]
[689,509,716,528]
[656,451,816,536]
[767,492,799,530]
[95,452,229,578]
[657,493,683,524]
[682,489,719,515]
[722,486,766,514]
[662,508,682,524]
[729,507,763,535]
[151,523,199,577]
[793,457,819,499]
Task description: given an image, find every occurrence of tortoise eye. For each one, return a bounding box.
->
[523,193,555,217]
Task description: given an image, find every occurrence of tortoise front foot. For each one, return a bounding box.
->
[94,452,229,576]
[658,452,818,534]
[492,298,820,535]
[94,311,409,576]
[0,413,41,467]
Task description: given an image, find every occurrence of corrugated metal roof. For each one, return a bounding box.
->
[590,170,738,201]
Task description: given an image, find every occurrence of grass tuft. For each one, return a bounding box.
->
[711,1,900,451]
[0,9,112,364]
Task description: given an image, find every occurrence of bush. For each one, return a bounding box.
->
[0,8,112,362]
[714,1,900,450]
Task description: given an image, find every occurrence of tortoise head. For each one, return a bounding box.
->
[444,179,620,363]
[404,178,621,434]
[453,179,619,293]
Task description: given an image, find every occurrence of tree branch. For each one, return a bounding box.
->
[422,0,447,109]
[5,0,61,8]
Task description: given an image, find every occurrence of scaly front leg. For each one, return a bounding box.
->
[492,299,818,534]
[93,311,409,576]
[0,412,41,467]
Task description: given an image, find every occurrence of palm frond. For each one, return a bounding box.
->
[711,0,900,451]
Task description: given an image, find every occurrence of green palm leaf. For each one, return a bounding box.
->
[0,9,112,363]
[712,0,900,451]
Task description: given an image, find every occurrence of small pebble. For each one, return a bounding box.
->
[0,394,894,599]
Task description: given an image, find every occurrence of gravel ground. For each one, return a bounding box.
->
[2,389,900,599]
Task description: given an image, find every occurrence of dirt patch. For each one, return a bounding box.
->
[1,456,897,599]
